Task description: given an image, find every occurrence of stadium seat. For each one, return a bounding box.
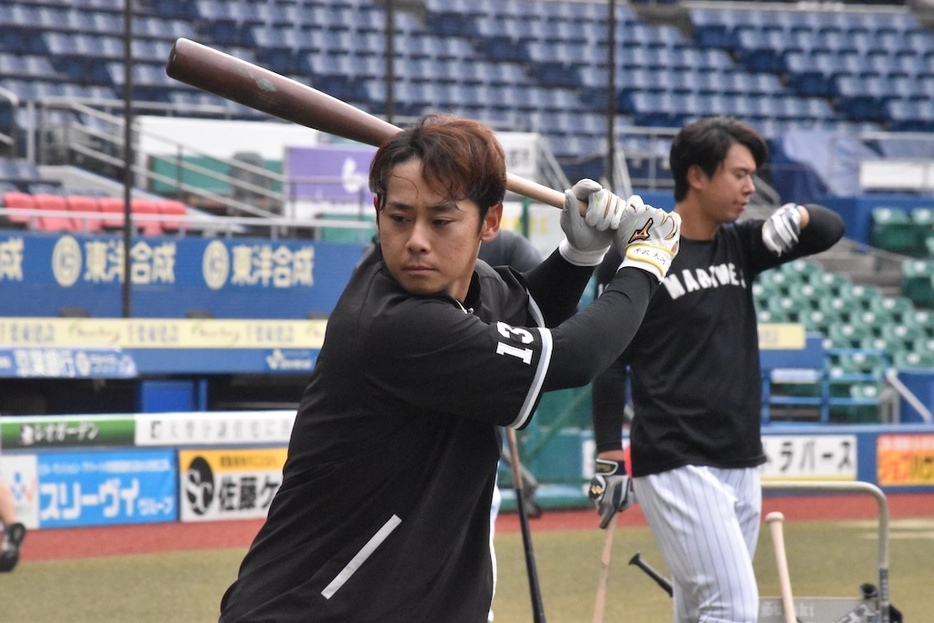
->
[903,259,934,308]
[33,194,73,232]
[829,382,883,423]
[131,198,163,236]
[869,295,916,321]
[158,200,187,234]
[1,191,35,229]
[65,195,103,233]
[97,197,126,230]
[892,350,934,370]
[910,207,934,231]
[870,207,926,255]
[827,323,875,349]
[880,323,927,352]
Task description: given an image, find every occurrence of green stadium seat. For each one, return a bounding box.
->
[909,309,934,337]
[800,309,835,334]
[870,206,926,255]
[868,295,915,321]
[892,350,934,370]
[817,296,854,322]
[879,323,927,350]
[781,258,823,281]
[829,382,883,423]
[828,349,887,378]
[765,295,805,322]
[902,259,934,308]
[755,270,792,295]
[839,282,883,310]
[910,206,934,231]
[756,308,781,323]
[809,271,849,296]
[827,323,874,348]
[851,310,887,337]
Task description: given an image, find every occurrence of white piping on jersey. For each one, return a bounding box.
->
[507,293,549,429]
[526,293,545,328]
[509,327,553,429]
[321,514,402,599]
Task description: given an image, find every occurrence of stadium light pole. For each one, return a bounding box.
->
[606,0,617,193]
[384,0,395,124]
[121,0,134,318]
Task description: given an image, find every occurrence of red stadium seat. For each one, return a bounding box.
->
[97,197,126,230]
[33,194,73,232]
[158,199,188,234]
[65,195,103,233]
[1,191,35,228]
[131,198,162,236]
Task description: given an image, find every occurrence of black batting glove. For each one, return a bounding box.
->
[588,458,633,529]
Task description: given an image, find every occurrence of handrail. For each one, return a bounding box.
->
[0,85,20,157]
[884,367,934,424]
[761,480,891,623]
[0,207,374,239]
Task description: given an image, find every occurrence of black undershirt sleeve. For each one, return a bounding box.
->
[523,249,598,327]
[797,203,846,255]
[542,267,657,391]
[592,356,629,453]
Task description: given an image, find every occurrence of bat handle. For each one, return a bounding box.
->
[766,512,797,623]
[506,172,587,216]
[628,552,674,597]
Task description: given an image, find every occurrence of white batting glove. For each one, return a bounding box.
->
[589,458,633,529]
[762,203,802,256]
[559,179,618,266]
[613,206,681,281]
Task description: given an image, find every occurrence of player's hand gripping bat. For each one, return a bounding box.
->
[165,38,572,211]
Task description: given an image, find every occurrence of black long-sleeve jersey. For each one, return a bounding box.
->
[220,245,657,622]
[593,205,845,478]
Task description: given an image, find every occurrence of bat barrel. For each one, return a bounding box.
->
[166,38,401,147]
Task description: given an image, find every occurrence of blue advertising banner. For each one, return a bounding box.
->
[0,347,137,378]
[36,449,177,528]
[0,232,362,318]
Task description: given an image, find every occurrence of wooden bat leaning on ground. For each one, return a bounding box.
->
[165,38,570,210]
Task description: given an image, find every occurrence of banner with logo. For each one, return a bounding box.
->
[0,233,361,318]
[34,449,176,528]
[178,448,287,522]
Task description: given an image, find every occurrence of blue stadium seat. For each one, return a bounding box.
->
[885,99,934,132]
[690,7,737,48]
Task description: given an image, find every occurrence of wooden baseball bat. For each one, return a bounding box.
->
[766,512,797,623]
[507,428,546,623]
[165,38,568,209]
[592,516,616,623]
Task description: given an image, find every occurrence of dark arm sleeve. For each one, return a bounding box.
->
[592,356,629,452]
[797,203,846,255]
[523,248,598,327]
[542,266,657,391]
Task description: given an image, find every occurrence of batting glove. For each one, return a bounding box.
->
[559,179,620,266]
[589,458,633,529]
[762,203,802,256]
[613,206,681,282]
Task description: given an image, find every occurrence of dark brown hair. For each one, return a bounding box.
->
[669,116,768,202]
[369,113,507,219]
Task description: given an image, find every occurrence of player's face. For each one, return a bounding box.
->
[377,159,500,301]
[696,142,757,225]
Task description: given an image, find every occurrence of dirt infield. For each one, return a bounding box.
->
[17,492,934,563]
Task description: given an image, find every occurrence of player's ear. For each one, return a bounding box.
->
[480,203,502,242]
[686,164,707,191]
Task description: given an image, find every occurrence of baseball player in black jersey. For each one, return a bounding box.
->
[589,116,845,622]
[218,113,681,622]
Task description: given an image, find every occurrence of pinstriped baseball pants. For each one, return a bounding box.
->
[634,465,761,623]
